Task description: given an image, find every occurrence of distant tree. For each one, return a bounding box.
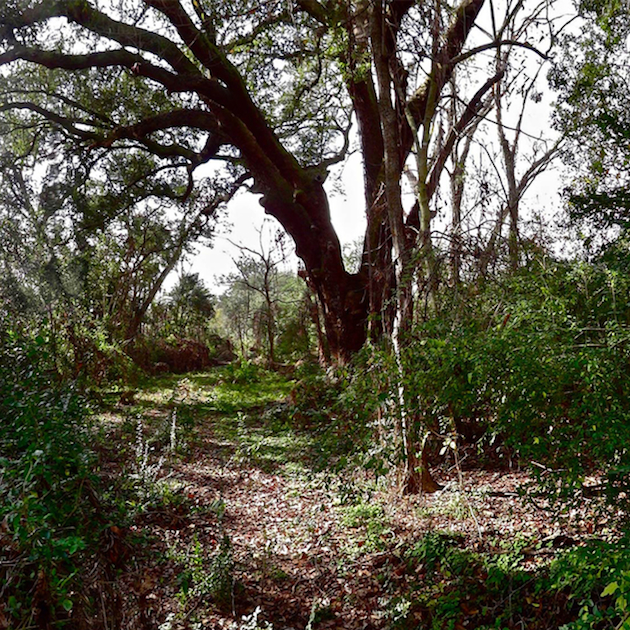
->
[0,134,239,346]
[163,272,215,338]
[217,222,306,365]
[551,0,630,245]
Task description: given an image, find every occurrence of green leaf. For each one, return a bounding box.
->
[61,598,73,612]
[601,581,619,597]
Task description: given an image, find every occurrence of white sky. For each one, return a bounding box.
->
[168,150,367,293]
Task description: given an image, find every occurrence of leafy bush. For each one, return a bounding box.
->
[336,257,630,515]
[226,359,261,384]
[128,335,223,374]
[389,259,630,511]
[170,519,236,616]
[0,327,105,626]
[545,536,630,629]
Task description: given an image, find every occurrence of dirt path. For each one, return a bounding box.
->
[102,374,611,630]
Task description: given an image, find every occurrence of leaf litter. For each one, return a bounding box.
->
[94,375,618,630]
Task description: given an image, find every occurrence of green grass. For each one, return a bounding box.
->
[97,366,324,476]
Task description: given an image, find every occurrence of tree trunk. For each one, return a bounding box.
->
[301,284,330,364]
[258,177,368,364]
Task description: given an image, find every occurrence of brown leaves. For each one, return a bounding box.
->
[87,379,620,630]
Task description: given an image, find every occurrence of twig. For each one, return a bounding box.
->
[101,590,109,630]
[453,439,483,541]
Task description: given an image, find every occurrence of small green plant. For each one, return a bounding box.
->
[550,537,630,630]
[341,501,391,553]
[600,572,630,628]
[175,534,235,613]
[417,488,475,521]
[238,606,275,630]
[342,501,384,527]
[305,597,335,629]
[131,418,167,489]
[227,360,261,384]
[406,531,465,577]
[387,596,412,627]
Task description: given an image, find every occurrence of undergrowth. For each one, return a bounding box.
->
[4,330,630,630]
[0,329,109,627]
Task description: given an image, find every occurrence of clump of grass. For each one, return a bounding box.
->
[175,534,235,613]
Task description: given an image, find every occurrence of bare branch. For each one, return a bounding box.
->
[295,0,329,25]
[450,39,549,65]
[404,0,486,162]
[427,69,505,199]
[0,101,99,141]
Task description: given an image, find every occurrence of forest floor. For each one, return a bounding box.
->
[94,369,620,630]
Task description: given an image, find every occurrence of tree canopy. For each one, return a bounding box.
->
[0,0,559,360]
[551,0,630,241]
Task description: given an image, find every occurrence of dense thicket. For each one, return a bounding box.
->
[0,327,108,627]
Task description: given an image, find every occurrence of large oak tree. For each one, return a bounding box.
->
[0,0,525,361]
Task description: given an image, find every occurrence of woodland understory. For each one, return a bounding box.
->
[3,348,630,630]
[2,0,630,628]
[89,372,627,630]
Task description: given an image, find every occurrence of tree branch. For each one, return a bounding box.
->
[0,101,99,141]
[427,69,505,199]
[450,39,549,65]
[295,0,329,25]
[98,109,220,146]
[143,0,239,86]
[403,0,486,162]
[2,0,199,76]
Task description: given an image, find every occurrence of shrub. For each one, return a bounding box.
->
[0,327,106,627]
[345,257,630,513]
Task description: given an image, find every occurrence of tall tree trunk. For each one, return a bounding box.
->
[495,68,520,271]
[256,170,368,364]
[371,0,424,494]
[301,283,330,364]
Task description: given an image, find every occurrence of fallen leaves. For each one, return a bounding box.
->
[91,377,621,630]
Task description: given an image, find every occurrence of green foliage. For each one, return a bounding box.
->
[150,272,216,343]
[393,531,617,630]
[215,224,316,364]
[225,359,262,384]
[346,258,630,513]
[0,327,103,625]
[129,335,224,375]
[237,606,275,630]
[406,532,468,578]
[548,536,630,629]
[279,366,378,474]
[175,534,235,612]
[399,533,506,629]
[341,501,391,553]
[551,2,630,245]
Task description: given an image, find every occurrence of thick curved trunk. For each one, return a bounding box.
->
[257,175,368,363]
